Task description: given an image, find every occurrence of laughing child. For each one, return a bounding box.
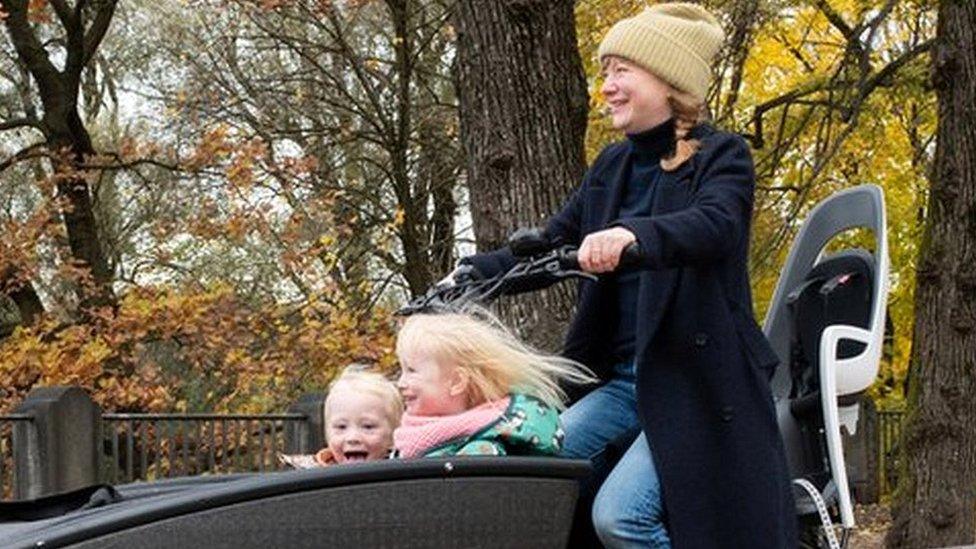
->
[393,312,595,458]
[280,367,402,468]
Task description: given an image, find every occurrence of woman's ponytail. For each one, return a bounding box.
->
[661,90,706,172]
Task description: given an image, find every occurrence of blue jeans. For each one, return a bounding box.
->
[560,362,671,549]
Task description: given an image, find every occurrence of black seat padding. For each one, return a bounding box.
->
[784,249,875,495]
[787,249,875,419]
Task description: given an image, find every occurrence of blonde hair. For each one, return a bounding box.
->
[395,311,596,411]
[661,89,706,172]
[324,366,403,428]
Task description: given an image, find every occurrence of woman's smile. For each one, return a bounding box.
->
[600,56,673,134]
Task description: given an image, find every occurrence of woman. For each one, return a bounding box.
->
[459,3,796,547]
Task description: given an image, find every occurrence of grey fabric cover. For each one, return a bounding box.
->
[0,457,588,549]
[73,477,575,548]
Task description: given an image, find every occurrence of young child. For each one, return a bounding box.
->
[393,311,595,458]
[280,367,403,468]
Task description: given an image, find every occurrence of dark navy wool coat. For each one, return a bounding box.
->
[465,125,798,548]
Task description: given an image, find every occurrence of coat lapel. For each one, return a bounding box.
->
[598,145,632,228]
[650,160,696,215]
[636,156,698,361]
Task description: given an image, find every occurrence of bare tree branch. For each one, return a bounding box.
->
[79,152,186,172]
[814,0,854,40]
[0,142,47,172]
[858,38,935,97]
[0,116,41,131]
[83,0,117,67]
[0,0,64,103]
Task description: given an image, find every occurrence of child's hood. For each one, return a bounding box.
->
[481,393,565,455]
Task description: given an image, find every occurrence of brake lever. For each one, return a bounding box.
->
[397,279,482,316]
[398,245,599,315]
[533,252,598,282]
[553,268,597,282]
[538,257,596,281]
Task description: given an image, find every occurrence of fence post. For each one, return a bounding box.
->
[285,393,325,454]
[843,398,880,504]
[12,386,102,499]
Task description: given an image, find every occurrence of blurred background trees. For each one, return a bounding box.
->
[0,0,937,416]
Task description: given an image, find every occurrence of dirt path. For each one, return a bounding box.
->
[848,504,891,548]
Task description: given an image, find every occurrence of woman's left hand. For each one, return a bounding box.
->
[578,227,637,273]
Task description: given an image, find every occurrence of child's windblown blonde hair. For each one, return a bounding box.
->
[325,366,404,428]
[395,311,595,410]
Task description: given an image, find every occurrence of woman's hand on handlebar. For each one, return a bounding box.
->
[578,227,638,273]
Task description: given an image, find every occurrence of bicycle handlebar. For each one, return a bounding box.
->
[558,242,642,271]
[396,238,644,316]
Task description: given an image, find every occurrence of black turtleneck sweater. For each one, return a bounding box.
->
[611,119,675,363]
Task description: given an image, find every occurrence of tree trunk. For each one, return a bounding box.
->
[50,127,117,313]
[887,1,976,546]
[1,0,118,314]
[455,0,589,350]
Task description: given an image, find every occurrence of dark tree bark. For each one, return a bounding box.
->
[418,111,459,278]
[385,0,428,296]
[887,1,976,546]
[0,0,118,314]
[6,284,44,326]
[455,0,589,349]
[0,268,44,328]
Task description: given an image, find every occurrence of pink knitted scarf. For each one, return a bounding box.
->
[393,397,511,458]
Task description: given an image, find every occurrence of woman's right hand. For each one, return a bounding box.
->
[578,227,637,273]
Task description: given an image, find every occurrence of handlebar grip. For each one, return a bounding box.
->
[559,249,580,270]
[620,242,642,268]
[559,242,642,271]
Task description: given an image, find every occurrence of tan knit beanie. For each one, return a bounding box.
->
[598,2,725,101]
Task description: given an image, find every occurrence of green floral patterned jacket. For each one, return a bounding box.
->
[421,393,565,457]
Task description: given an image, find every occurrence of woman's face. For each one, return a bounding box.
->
[600,56,673,134]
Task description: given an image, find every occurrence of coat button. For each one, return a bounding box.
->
[721,406,734,422]
[694,332,709,348]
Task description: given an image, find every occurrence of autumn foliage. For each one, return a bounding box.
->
[0,284,397,413]
[1,104,398,414]
[1,0,935,415]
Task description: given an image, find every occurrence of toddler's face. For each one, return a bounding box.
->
[396,350,464,416]
[325,386,394,463]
